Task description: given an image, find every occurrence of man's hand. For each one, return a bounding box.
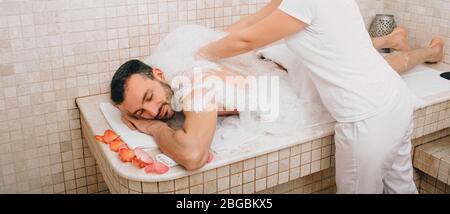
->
[122,115,167,137]
[121,114,137,131]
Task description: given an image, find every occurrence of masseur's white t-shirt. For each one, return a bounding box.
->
[279,0,410,123]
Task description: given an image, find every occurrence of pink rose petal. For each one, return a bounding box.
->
[144,164,153,173]
[95,135,104,143]
[134,148,154,164]
[103,130,119,143]
[207,153,213,163]
[117,144,129,152]
[153,162,170,174]
[144,162,169,174]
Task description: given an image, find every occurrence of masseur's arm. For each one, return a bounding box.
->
[198,9,306,60]
[226,0,282,33]
[125,111,217,171]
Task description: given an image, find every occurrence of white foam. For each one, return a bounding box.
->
[144,25,334,154]
[143,25,225,81]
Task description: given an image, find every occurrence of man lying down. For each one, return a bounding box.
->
[109,24,441,171]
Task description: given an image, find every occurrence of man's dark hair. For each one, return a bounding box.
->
[110,60,155,105]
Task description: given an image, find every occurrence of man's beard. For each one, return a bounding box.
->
[157,80,175,120]
[158,79,174,102]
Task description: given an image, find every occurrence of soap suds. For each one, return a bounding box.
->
[144,25,334,153]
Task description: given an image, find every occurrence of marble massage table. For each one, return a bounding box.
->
[76,63,450,194]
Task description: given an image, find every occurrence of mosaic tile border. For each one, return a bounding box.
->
[414,136,450,186]
[83,114,335,194]
[417,171,450,194]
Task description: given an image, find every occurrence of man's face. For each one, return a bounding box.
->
[119,70,175,120]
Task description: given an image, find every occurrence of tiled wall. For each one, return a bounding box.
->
[0,0,277,194]
[357,0,385,26]
[0,0,441,194]
[384,0,450,63]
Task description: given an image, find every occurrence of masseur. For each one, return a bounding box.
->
[196,0,444,193]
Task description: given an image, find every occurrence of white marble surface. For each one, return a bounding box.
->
[76,63,450,182]
[412,63,450,109]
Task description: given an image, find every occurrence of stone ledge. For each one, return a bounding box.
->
[414,136,450,186]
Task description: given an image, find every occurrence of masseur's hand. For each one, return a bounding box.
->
[123,115,168,137]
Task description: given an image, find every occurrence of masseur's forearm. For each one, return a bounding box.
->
[226,0,282,33]
[152,124,209,171]
[198,10,307,61]
[198,32,256,60]
[203,0,284,59]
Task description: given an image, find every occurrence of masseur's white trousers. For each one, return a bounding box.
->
[334,89,418,194]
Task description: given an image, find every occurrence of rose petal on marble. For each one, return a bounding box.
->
[144,162,169,174]
[103,129,119,143]
[134,148,154,164]
[109,139,125,152]
[119,148,135,163]
[95,135,104,143]
[207,152,213,163]
[117,144,129,152]
[132,157,149,168]
[153,162,170,174]
[143,164,154,173]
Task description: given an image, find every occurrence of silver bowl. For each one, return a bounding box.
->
[369,14,397,53]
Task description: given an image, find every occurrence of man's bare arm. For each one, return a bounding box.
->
[156,111,216,171]
[125,111,217,171]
